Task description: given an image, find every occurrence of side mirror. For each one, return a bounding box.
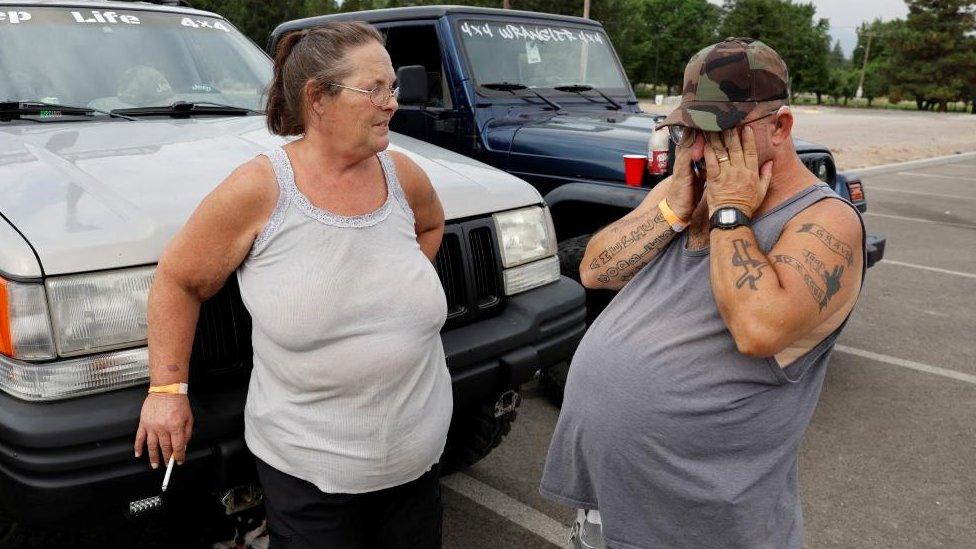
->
[396,65,429,105]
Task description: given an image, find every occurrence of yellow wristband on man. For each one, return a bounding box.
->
[658,199,689,233]
[148,382,188,395]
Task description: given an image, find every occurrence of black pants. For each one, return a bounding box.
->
[254,457,443,549]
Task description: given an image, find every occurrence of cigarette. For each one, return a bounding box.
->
[161,455,175,492]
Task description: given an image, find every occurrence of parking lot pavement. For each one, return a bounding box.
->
[441,156,976,548]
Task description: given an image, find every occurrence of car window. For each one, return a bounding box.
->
[0,7,272,111]
[455,19,629,94]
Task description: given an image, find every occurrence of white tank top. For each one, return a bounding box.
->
[236,146,452,494]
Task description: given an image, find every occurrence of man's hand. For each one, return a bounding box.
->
[703,126,773,218]
[664,135,705,221]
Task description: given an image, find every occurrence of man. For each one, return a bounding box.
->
[540,38,865,549]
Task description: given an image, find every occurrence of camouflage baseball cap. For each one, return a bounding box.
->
[655,37,789,132]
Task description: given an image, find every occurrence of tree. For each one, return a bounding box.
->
[828,39,846,69]
[883,0,976,112]
[192,0,340,46]
[720,0,832,103]
[634,0,722,93]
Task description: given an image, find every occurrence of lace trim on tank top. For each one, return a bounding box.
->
[251,155,292,253]
[267,146,412,229]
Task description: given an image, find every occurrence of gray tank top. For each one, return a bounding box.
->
[236,147,452,494]
[541,183,865,548]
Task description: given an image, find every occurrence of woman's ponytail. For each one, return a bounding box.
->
[266,30,308,136]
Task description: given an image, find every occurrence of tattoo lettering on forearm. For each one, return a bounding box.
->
[589,212,667,271]
[165,364,180,372]
[730,239,768,290]
[797,223,854,267]
[596,227,675,284]
[774,253,841,311]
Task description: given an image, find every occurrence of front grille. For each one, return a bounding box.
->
[186,218,503,380]
[189,275,252,386]
[435,217,504,329]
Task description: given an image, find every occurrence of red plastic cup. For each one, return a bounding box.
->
[623,154,648,187]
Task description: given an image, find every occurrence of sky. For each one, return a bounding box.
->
[707,0,909,58]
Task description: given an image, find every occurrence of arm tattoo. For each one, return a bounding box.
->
[596,227,676,284]
[589,212,667,271]
[730,239,768,290]
[774,251,844,311]
[797,223,854,267]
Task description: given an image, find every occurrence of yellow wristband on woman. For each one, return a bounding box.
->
[148,382,188,395]
[658,199,689,233]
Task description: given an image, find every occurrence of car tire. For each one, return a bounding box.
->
[441,392,520,472]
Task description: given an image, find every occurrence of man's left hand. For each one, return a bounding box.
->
[703,126,773,218]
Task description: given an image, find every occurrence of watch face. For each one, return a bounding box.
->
[719,209,737,224]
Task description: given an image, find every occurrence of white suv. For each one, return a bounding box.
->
[0,1,585,545]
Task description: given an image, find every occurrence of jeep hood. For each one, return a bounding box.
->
[0,118,540,276]
[505,110,660,182]
[503,110,828,181]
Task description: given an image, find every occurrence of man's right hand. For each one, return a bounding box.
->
[134,393,193,468]
[664,139,706,221]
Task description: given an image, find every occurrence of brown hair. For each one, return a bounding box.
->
[266,22,385,136]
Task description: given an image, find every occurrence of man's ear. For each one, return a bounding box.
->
[770,106,793,146]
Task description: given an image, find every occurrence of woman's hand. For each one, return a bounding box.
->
[703,126,773,218]
[664,135,706,221]
[134,393,193,468]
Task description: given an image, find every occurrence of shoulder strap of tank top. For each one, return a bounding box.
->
[377,150,416,225]
[753,183,836,253]
[252,147,293,252]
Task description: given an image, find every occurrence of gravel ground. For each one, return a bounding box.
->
[639,102,976,170]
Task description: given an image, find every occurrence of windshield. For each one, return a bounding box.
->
[455,19,630,95]
[0,7,271,113]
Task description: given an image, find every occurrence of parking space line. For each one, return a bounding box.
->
[835,345,976,385]
[868,187,976,201]
[880,259,976,280]
[897,171,976,182]
[864,211,976,230]
[442,472,571,547]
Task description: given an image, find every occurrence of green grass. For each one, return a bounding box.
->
[792,94,971,113]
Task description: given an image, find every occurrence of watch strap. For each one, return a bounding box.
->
[709,207,751,230]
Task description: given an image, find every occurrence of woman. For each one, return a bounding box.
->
[133,22,452,547]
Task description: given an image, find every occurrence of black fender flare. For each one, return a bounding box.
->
[544,181,649,211]
[544,182,651,241]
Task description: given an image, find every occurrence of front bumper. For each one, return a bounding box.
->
[0,276,585,528]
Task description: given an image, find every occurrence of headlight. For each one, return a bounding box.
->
[46,266,155,356]
[492,206,557,268]
[0,278,57,360]
[493,206,560,295]
[0,347,148,401]
[503,256,560,295]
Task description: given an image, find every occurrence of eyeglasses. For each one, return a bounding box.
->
[667,109,780,149]
[327,83,400,108]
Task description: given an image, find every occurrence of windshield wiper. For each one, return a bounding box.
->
[0,101,137,121]
[554,84,621,110]
[481,82,562,111]
[112,101,263,117]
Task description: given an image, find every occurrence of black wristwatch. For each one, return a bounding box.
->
[709,207,751,230]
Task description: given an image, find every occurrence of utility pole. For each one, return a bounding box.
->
[856,32,874,99]
[583,0,590,19]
